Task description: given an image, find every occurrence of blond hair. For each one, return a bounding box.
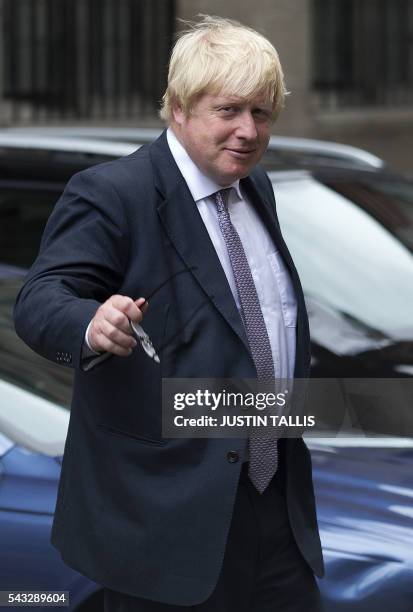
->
[160,15,287,123]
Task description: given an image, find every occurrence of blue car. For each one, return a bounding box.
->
[0,275,102,611]
[0,133,412,610]
[0,435,101,610]
[311,438,413,611]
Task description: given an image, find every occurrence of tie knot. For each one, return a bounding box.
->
[214,188,232,212]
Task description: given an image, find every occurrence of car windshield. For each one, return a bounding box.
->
[272,173,413,339]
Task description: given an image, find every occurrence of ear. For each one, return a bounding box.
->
[172,100,185,126]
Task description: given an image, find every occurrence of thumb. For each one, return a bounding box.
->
[135,297,149,315]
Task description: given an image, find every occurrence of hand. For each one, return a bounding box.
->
[88,295,148,356]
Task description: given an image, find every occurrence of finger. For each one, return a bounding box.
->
[99,320,138,349]
[88,326,134,356]
[92,332,136,356]
[103,307,134,333]
[88,308,136,352]
[135,297,149,316]
[110,295,143,323]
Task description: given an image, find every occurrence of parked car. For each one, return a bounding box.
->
[0,133,412,610]
[3,126,385,170]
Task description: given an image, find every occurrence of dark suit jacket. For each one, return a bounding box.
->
[13,131,324,606]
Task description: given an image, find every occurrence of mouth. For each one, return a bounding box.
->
[225,148,257,159]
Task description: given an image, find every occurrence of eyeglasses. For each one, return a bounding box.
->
[130,320,160,363]
[130,266,209,364]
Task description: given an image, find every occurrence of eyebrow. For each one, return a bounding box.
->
[213,100,241,108]
[214,98,272,108]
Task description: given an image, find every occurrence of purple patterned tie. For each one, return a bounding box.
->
[214,188,278,493]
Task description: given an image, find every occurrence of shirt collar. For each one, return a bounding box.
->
[166,128,242,202]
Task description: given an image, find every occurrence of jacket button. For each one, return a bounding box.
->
[227,451,239,463]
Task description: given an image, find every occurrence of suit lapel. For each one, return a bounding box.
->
[149,131,250,353]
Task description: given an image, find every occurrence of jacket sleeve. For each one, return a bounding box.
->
[13,167,130,370]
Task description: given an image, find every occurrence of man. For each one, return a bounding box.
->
[14,16,324,612]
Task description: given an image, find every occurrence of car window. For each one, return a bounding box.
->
[273,176,413,338]
[324,177,413,253]
[0,279,73,408]
[0,185,62,268]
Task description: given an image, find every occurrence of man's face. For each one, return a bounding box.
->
[172,93,273,186]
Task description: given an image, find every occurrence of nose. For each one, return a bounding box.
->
[235,110,258,141]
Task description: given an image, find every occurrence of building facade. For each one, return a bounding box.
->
[0,0,412,174]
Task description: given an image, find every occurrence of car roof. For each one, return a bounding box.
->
[1,127,385,171]
[0,134,138,183]
[0,133,137,157]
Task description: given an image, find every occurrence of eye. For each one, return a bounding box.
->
[253,108,271,120]
[218,106,238,114]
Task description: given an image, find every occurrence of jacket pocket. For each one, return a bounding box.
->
[98,423,167,446]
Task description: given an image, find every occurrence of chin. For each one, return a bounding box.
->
[220,165,251,184]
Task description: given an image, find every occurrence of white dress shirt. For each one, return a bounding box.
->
[166,128,297,380]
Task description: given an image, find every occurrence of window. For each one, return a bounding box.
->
[0,185,61,267]
[313,0,413,109]
[2,0,175,121]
